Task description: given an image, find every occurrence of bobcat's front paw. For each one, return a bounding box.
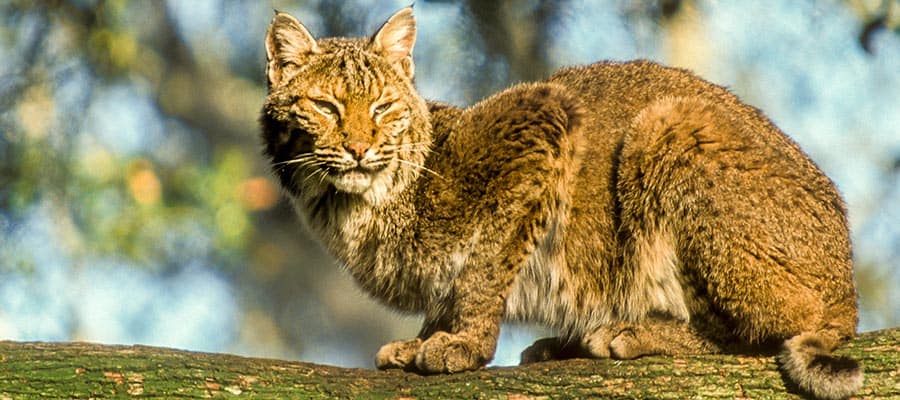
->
[415,331,486,373]
[375,338,422,370]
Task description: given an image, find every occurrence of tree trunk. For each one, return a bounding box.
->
[1,328,897,399]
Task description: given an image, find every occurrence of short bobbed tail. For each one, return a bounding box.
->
[778,332,863,400]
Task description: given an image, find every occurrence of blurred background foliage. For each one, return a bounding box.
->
[0,0,898,368]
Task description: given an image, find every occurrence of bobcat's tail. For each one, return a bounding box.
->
[778,332,863,400]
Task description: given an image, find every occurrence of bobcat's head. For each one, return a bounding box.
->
[261,8,430,205]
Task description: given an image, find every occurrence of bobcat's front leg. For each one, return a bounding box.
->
[414,216,546,373]
[375,313,449,370]
[375,307,502,373]
[375,277,506,373]
[375,338,421,370]
[413,268,509,373]
[408,82,578,373]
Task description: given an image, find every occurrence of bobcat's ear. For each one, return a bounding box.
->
[265,11,320,88]
[370,7,416,80]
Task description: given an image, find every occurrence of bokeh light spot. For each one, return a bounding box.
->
[80,148,117,183]
[216,203,248,241]
[16,85,55,140]
[239,177,280,211]
[127,160,162,206]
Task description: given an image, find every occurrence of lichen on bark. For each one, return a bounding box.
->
[1,328,897,399]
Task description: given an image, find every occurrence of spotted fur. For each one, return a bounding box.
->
[260,8,861,398]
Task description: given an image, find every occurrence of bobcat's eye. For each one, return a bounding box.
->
[312,100,340,118]
[373,102,392,117]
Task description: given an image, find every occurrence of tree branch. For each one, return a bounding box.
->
[1,328,897,399]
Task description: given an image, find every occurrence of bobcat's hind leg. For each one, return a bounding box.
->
[619,96,860,397]
[582,318,720,360]
[521,318,720,365]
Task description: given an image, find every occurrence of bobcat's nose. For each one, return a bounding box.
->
[344,141,371,160]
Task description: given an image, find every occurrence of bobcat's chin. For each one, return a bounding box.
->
[330,168,375,194]
[327,161,401,205]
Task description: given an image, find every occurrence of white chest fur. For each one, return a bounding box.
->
[505,221,689,338]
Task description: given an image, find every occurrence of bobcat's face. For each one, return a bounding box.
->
[261,10,429,203]
[265,49,421,196]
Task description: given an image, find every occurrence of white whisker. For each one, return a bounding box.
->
[272,153,316,167]
[395,158,444,180]
[387,142,433,153]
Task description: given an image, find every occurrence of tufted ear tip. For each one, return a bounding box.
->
[264,11,319,88]
[370,7,417,80]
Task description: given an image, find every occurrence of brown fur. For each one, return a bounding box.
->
[260,8,862,399]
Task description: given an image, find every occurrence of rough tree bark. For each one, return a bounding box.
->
[1,328,897,399]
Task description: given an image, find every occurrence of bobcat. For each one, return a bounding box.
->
[260,8,862,400]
